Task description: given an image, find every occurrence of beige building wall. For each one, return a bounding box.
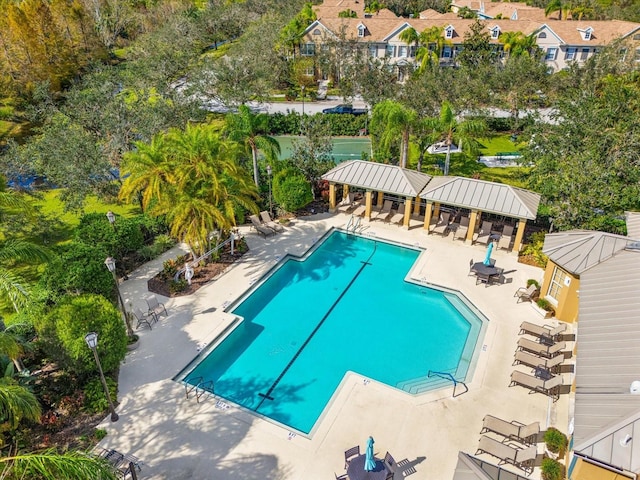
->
[541,261,580,324]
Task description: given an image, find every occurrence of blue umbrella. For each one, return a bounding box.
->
[365,436,376,471]
[483,241,494,266]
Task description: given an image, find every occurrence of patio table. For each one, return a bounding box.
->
[347,454,391,480]
[534,366,554,381]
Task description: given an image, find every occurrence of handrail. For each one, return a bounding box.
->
[173,236,234,281]
[427,370,469,397]
[185,377,215,403]
[185,376,203,399]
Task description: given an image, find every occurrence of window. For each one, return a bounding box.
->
[357,25,365,37]
[368,45,377,58]
[386,44,395,57]
[313,29,321,36]
[442,46,452,58]
[634,33,640,40]
[300,43,315,56]
[398,46,408,58]
[491,28,500,39]
[538,32,547,39]
[445,27,453,39]
[584,30,591,40]
[635,48,640,62]
[546,266,567,304]
[545,47,557,61]
[565,47,577,61]
[580,47,589,60]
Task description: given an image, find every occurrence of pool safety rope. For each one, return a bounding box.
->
[256,241,378,409]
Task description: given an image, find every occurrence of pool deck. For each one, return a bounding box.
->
[99,213,572,480]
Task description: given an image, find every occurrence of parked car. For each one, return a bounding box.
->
[322,104,368,115]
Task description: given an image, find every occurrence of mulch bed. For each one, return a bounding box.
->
[148,247,248,297]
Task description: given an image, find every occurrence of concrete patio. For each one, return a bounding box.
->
[97,212,572,480]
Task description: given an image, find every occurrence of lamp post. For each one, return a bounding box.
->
[104,257,133,337]
[106,211,116,229]
[301,85,305,117]
[266,165,273,218]
[85,332,119,422]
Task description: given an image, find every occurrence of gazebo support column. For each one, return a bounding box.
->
[329,182,337,212]
[423,201,434,231]
[403,197,412,229]
[377,191,384,208]
[413,196,421,216]
[513,219,527,253]
[343,185,349,198]
[433,203,440,219]
[365,190,373,221]
[467,210,479,243]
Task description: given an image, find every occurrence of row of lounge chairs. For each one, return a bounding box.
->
[338,194,415,226]
[249,211,285,238]
[509,321,570,402]
[429,213,515,249]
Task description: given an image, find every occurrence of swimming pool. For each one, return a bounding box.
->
[179,230,486,434]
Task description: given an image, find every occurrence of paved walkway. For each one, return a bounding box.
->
[97,213,571,480]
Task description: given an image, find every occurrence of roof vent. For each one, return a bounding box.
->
[630,380,640,394]
[620,434,633,447]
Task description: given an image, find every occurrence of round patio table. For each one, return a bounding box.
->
[347,454,390,480]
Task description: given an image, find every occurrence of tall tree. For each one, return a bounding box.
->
[225,105,281,188]
[422,102,487,175]
[545,0,568,20]
[370,100,418,168]
[456,19,498,69]
[415,26,449,72]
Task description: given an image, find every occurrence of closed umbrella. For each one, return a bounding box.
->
[365,436,376,471]
[483,241,494,266]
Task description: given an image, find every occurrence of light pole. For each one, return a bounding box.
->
[106,211,116,230]
[104,257,133,337]
[301,85,305,117]
[266,165,273,218]
[85,332,119,422]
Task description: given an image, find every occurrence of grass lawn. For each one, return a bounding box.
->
[477,135,521,156]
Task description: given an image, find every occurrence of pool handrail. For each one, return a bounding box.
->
[427,370,469,397]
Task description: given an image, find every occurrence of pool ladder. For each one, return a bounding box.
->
[427,370,468,397]
[346,214,361,233]
[185,376,215,403]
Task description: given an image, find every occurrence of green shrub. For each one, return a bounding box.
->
[83,377,118,414]
[520,231,548,267]
[544,427,568,456]
[536,298,554,313]
[541,457,564,480]
[526,279,540,288]
[153,234,175,252]
[95,428,108,441]
[267,112,368,136]
[272,169,313,212]
[37,294,127,375]
[170,279,188,294]
[39,242,113,299]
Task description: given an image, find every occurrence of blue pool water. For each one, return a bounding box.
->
[182,231,485,434]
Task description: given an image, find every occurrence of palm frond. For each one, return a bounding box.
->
[0,450,119,480]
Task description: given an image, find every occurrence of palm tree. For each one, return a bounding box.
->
[399,26,419,52]
[499,31,538,59]
[371,100,418,169]
[0,450,119,479]
[415,26,449,72]
[545,0,569,20]
[225,105,281,188]
[0,182,50,312]
[120,124,259,257]
[423,102,487,175]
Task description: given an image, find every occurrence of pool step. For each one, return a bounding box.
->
[396,375,452,395]
[443,293,480,326]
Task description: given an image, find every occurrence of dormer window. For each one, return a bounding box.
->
[578,27,593,41]
[357,24,366,38]
[445,26,454,39]
[490,27,500,39]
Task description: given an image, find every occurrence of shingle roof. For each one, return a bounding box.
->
[322,160,432,197]
[542,230,635,275]
[419,176,540,219]
[536,20,640,46]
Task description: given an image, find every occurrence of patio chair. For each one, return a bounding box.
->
[514,284,538,303]
[480,414,540,445]
[146,295,167,319]
[453,216,469,241]
[344,445,360,469]
[498,225,514,250]
[372,200,393,222]
[259,211,284,233]
[131,307,156,330]
[383,451,396,474]
[513,349,564,373]
[430,212,451,235]
[468,259,475,276]
[352,204,366,217]
[249,214,275,238]
[334,473,348,480]
[389,203,406,225]
[517,337,565,358]
[336,193,356,213]
[475,436,536,474]
[510,369,563,402]
[474,221,493,245]
[519,321,567,340]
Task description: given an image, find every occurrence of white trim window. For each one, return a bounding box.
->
[545,47,557,61]
[546,266,567,305]
[385,44,395,57]
[368,45,377,58]
[491,27,500,39]
[442,46,453,58]
[300,43,315,56]
[445,27,454,39]
[357,25,365,38]
[584,29,591,40]
[398,46,408,58]
[580,47,589,60]
[565,47,577,61]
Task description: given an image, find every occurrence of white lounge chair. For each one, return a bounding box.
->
[498,225,514,250]
[517,337,565,358]
[514,284,538,303]
[453,216,469,241]
[519,321,567,340]
[389,204,406,225]
[372,200,393,222]
[250,214,275,238]
[337,193,357,213]
[474,221,493,245]
[514,350,564,372]
[260,211,284,232]
[430,212,451,235]
[510,370,563,401]
[475,435,536,474]
[480,415,540,445]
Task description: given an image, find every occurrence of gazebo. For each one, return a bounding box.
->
[323,160,432,229]
[323,160,541,253]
